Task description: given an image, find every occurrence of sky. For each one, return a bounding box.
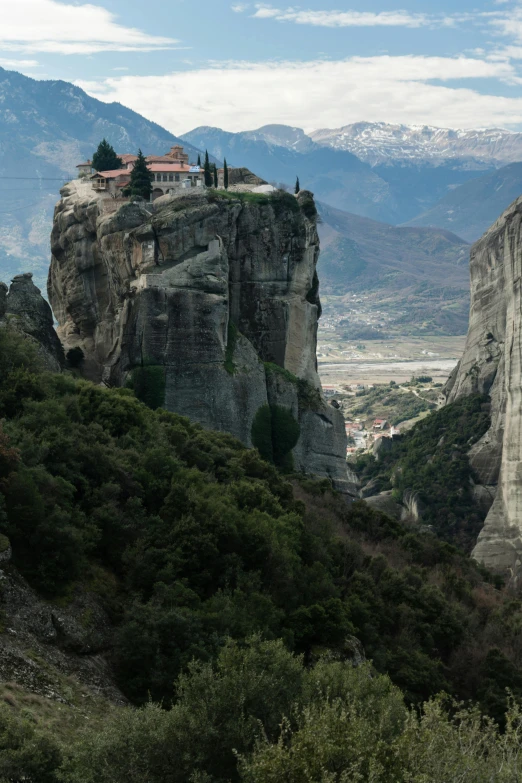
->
[3,0,522,134]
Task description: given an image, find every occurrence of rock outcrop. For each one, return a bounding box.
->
[444,194,522,575]
[48,180,357,495]
[0,272,64,371]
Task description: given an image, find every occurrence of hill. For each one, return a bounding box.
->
[317,202,470,335]
[0,67,204,287]
[404,162,522,242]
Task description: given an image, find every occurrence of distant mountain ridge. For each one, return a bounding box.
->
[317,202,470,335]
[403,163,522,242]
[309,122,522,167]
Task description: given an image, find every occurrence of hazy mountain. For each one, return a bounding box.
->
[309,122,522,167]
[181,125,492,224]
[182,125,406,222]
[404,162,522,243]
[0,67,204,288]
[318,202,471,335]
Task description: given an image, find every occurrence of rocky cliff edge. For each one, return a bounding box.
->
[48,181,357,495]
[444,194,522,576]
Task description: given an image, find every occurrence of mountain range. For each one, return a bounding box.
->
[1,65,522,335]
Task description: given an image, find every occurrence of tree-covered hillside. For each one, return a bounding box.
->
[2,327,522,780]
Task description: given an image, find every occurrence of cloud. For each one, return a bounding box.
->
[250,5,461,28]
[76,55,522,134]
[0,0,178,55]
[231,3,249,11]
[0,58,39,68]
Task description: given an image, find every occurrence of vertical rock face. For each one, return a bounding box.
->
[48,181,357,495]
[444,195,522,575]
[0,273,64,371]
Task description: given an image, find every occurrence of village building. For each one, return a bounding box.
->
[373,418,389,431]
[322,384,339,398]
[87,145,205,200]
[76,159,93,176]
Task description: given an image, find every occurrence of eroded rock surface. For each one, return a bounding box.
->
[444,195,522,575]
[49,181,357,495]
[0,272,64,371]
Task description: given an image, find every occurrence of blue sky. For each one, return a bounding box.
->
[3,0,522,133]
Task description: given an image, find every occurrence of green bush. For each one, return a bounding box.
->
[251,404,300,470]
[127,363,166,410]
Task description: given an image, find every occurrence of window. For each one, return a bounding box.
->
[163,174,168,182]
[156,174,161,181]
[169,174,173,181]
[175,174,180,182]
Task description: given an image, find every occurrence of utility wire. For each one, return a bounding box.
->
[0,176,72,181]
[0,199,51,214]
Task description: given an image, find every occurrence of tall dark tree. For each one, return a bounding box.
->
[92,139,123,172]
[224,158,229,190]
[204,150,212,187]
[123,149,153,200]
[295,176,300,195]
[197,153,201,167]
[212,164,218,188]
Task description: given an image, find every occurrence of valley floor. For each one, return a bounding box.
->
[317,333,466,387]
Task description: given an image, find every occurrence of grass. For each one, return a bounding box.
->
[0,673,117,745]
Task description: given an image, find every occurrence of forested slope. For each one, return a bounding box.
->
[2,328,522,780]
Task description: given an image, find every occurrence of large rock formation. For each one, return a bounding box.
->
[444,194,522,575]
[48,180,357,495]
[0,272,64,371]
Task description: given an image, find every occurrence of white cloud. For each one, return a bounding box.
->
[76,55,522,134]
[251,5,461,28]
[231,3,249,12]
[0,58,39,68]
[0,0,178,55]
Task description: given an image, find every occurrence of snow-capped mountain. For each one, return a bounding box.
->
[309,122,522,167]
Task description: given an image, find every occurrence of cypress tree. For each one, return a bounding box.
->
[295,176,300,195]
[213,164,218,188]
[224,158,229,190]
[92,139,123,172]
[197,153,201,167]
[204,151,212,187]
[123,149,154,200]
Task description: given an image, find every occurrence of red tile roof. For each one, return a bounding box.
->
[93,169,131,179]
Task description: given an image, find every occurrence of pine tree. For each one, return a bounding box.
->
[123,149,154,200]
[92,139,123,172]
[295,176,300,195]
[197,153,201,167]
[213,164,218,188]
[204,150,212,187]
[224,158,229,190]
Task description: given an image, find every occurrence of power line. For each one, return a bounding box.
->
[0,176,72,181]
[0,199,51,214]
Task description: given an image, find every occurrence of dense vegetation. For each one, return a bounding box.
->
[2,328,522,780]
[356,394,491,550]
[4,640,522,783]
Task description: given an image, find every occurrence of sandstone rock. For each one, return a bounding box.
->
[0,282,7,318]
[48,180,358,495]
[365,491,404,520]
[0,273,64,371]
[445,194,522,575]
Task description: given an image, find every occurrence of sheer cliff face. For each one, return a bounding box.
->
[49,181,357,495]
[445,195,522,574]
